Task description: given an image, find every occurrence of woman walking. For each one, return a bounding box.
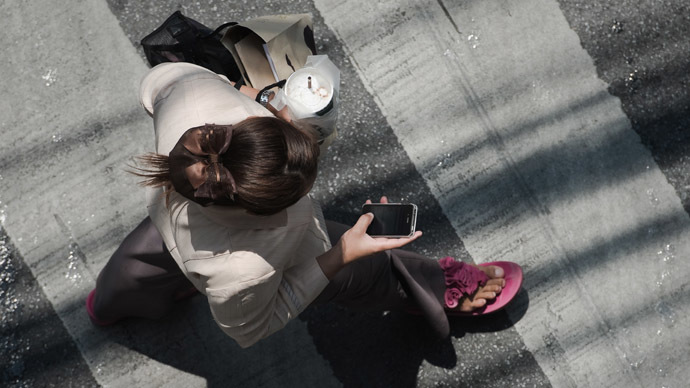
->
[87,62,520,348]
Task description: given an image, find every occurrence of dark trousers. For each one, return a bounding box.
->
[93,217,449,337]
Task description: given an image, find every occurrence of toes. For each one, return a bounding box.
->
[461,298,487,311]
[476,283,502,300]
[487,278,505,288]
[476,290,497,300]
[454,272,505,312]
[471,298,487,307]
[489,265,504,278]
[459,296,488,312]
[478,265,504,279]
[484,284,502,294]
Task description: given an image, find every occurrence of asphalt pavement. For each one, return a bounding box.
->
[1,0,688,387]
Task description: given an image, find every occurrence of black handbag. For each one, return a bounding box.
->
[140,11,243,84]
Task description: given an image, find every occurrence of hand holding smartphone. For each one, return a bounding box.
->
[361,203,418,238]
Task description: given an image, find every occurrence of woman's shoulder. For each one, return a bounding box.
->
[140,63,224,114]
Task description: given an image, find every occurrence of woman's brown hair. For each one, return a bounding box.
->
[131,116,319,215]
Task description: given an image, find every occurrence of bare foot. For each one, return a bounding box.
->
[456,265,505,312]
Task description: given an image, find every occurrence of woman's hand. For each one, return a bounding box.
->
[338,211,422,265]
[316,195,422,279]
[365,196,389,205]
[273,105,292,122]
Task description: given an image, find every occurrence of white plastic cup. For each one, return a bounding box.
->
[284,67,334,118]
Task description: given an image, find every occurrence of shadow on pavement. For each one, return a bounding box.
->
[97,282,530,388]
[300,304,458,386]
[300,288,529,388]
[104,297,446,387]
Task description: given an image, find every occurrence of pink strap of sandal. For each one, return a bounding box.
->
[439,257,489,309]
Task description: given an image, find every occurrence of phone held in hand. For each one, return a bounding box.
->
[361,203,418,238]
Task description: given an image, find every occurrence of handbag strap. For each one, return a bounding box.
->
[204,21,238,38]
[255,80,287,102]
[234,78,244,90]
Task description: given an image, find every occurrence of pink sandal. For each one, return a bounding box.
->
[440,257,523,316]
[174,287,199,301]
[85,289,120,326]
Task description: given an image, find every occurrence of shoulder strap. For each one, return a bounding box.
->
[204,21,238,38]
[254,80,287,102]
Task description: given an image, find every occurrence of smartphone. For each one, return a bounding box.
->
[361,203,418,238]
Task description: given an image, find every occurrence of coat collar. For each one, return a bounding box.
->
[174,193,312,230]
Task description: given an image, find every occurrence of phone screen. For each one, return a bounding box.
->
[361,203,418,237]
